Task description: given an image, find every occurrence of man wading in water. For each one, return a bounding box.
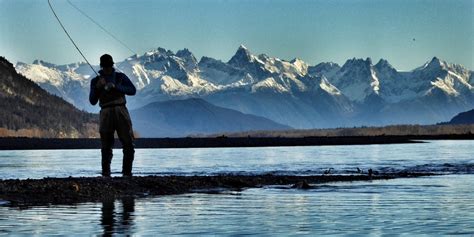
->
[89,54,137,177]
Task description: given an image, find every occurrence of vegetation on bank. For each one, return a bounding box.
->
[209,124,474,138]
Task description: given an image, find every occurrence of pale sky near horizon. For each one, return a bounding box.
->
[1,0,473,70]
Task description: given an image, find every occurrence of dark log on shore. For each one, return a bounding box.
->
[0,172,434,207]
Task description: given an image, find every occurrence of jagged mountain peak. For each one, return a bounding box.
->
[238,44,249,51]
[420,57,471,74]
[198,56,217,65]
[257,53,270,61]
[32,60,57,68]
[176,48,194,58]
[236,44,251,55]
[430,56,442,64]
[310,62,340,70]
[332,57,381,102]
[375,58,393,69]
[415,56,446,72]
[290,58,305,64]
[318,62,340,67]
[144,47,174,57]
[374,59,399,77]
[157,47,172,54]
[228,45,253,65]
[366,57,372,65]
[307,62,341,78]
[342,57,372,68]
[426,56,445,69]
[228,44,254,67]
[176,48,198,69]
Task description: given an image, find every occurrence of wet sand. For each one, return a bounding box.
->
[0,172,435,207]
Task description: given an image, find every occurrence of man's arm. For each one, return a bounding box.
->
[89,77,100,105]
[115,73,137,95]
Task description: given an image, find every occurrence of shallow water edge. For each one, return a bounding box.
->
[0,172,435,207]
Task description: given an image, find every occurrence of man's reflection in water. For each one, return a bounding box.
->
[101,197,135,236]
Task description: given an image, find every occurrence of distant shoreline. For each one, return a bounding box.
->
[0,134,473,150]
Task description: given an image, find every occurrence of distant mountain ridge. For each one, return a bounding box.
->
[15,45,474,128]
[130,98,291,137]
[1,57,290,137]
[0,57,98,138]
[447,109,474,125]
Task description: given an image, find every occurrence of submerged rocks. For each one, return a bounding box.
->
[291,180,312,189]
[0,172,435,207]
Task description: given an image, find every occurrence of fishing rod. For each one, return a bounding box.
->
[64,0,138,73]
[49,0,220,122]
[49,0,218,121]
[47,0,98,77]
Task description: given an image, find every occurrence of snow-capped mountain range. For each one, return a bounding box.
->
[15,45,474,128]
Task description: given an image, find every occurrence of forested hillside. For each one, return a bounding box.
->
[0,57,98,138]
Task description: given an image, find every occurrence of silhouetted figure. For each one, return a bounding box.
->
[100,197,136,236]
[368,168,373,178]
[356,167,362,173]
[89,54,137,177]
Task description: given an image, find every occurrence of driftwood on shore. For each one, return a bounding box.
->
[0,173,434,207]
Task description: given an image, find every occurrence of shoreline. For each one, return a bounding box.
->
[0,172,435,207]
[1,134,473,150]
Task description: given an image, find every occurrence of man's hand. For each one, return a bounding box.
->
[96,77,106,89]
[104,82,116,91]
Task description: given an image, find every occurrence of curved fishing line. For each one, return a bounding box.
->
[66,0,138,56]
[65,0,182,94]
[47,0,98,77]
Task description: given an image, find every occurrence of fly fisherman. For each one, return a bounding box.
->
[89,54,137,177]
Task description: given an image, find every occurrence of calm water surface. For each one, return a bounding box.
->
[0,140,473,235]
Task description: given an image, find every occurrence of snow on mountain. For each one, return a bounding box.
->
[329,57,380,102]
[251,77,290,94]
[364,56,471,105]
[14,45,474,128]
[198,56,250,86]
[373,59,414,102]
[307,62,340,78]
[225,45,310,93]
[418,57,473,97]
[319,76,341,95]
[16,60,91,87]
[15,60,95,111]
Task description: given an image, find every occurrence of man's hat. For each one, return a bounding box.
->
[100,54,114,67]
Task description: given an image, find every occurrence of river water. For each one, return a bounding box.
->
[0,140,473,235]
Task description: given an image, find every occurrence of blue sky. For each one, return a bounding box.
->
[1,0,472,70]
